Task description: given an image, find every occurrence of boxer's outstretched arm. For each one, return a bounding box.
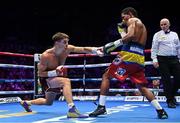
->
[68,45,104,56]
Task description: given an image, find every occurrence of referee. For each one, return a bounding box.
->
[151,18,180,108]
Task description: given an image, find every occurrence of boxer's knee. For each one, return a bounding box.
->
[46,102,53,106]
[45,91,57,105]
[45,100,54,105]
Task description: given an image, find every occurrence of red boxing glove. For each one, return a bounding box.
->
[92,47,104,57]
[56,66,65,76]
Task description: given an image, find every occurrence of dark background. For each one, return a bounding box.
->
[0,0,179,53]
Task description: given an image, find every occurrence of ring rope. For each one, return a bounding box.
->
[1,88,179,95]
[0,64,33,68]
[0,61,153,69]
[0,91,34,94]
[0,49,151,58]
[0,79,34,82]
[71,88,164,92]
[67,76,174,81]
[0,76,174,83]
[0,52,33,57]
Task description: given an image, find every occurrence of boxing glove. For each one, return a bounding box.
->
[103,39,123,54]
[47,65,64,77]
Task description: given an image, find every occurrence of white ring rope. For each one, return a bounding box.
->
[1,88,180,95]
[0,79,34,82]
[0,91,34,94]
[0,76,174,83]
[0,64,33,68]
[0,61,153,69]
[71,88,164,92]
[70,76,174,81]
[0,89,157,95]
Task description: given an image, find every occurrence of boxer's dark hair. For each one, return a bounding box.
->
[121,7,138,17]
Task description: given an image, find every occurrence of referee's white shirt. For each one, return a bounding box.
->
[151,30,180,62]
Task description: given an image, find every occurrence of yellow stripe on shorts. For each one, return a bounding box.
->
[119,51,144,65]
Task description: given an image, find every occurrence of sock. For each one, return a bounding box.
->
[68,103,75,109]
[151,99,162,110]
[99,95,106,106]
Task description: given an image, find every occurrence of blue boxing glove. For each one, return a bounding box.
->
[103,39,123,54]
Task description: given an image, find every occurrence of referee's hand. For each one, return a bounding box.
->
[153,62,159,68]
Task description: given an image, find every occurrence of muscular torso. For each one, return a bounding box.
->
[38,47,71,77]
[119,18,147,65]
[45,50,69,71]
[130,18,147,46]
[38,44,92,77]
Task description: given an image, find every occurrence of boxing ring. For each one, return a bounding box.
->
[0,51,180,122]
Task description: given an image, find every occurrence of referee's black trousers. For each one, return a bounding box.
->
[157,56,180,102]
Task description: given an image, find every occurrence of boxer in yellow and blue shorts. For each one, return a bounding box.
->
[89,7,168,119]
[108,42,148,84]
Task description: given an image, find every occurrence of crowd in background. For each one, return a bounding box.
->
[0,67,34,91]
